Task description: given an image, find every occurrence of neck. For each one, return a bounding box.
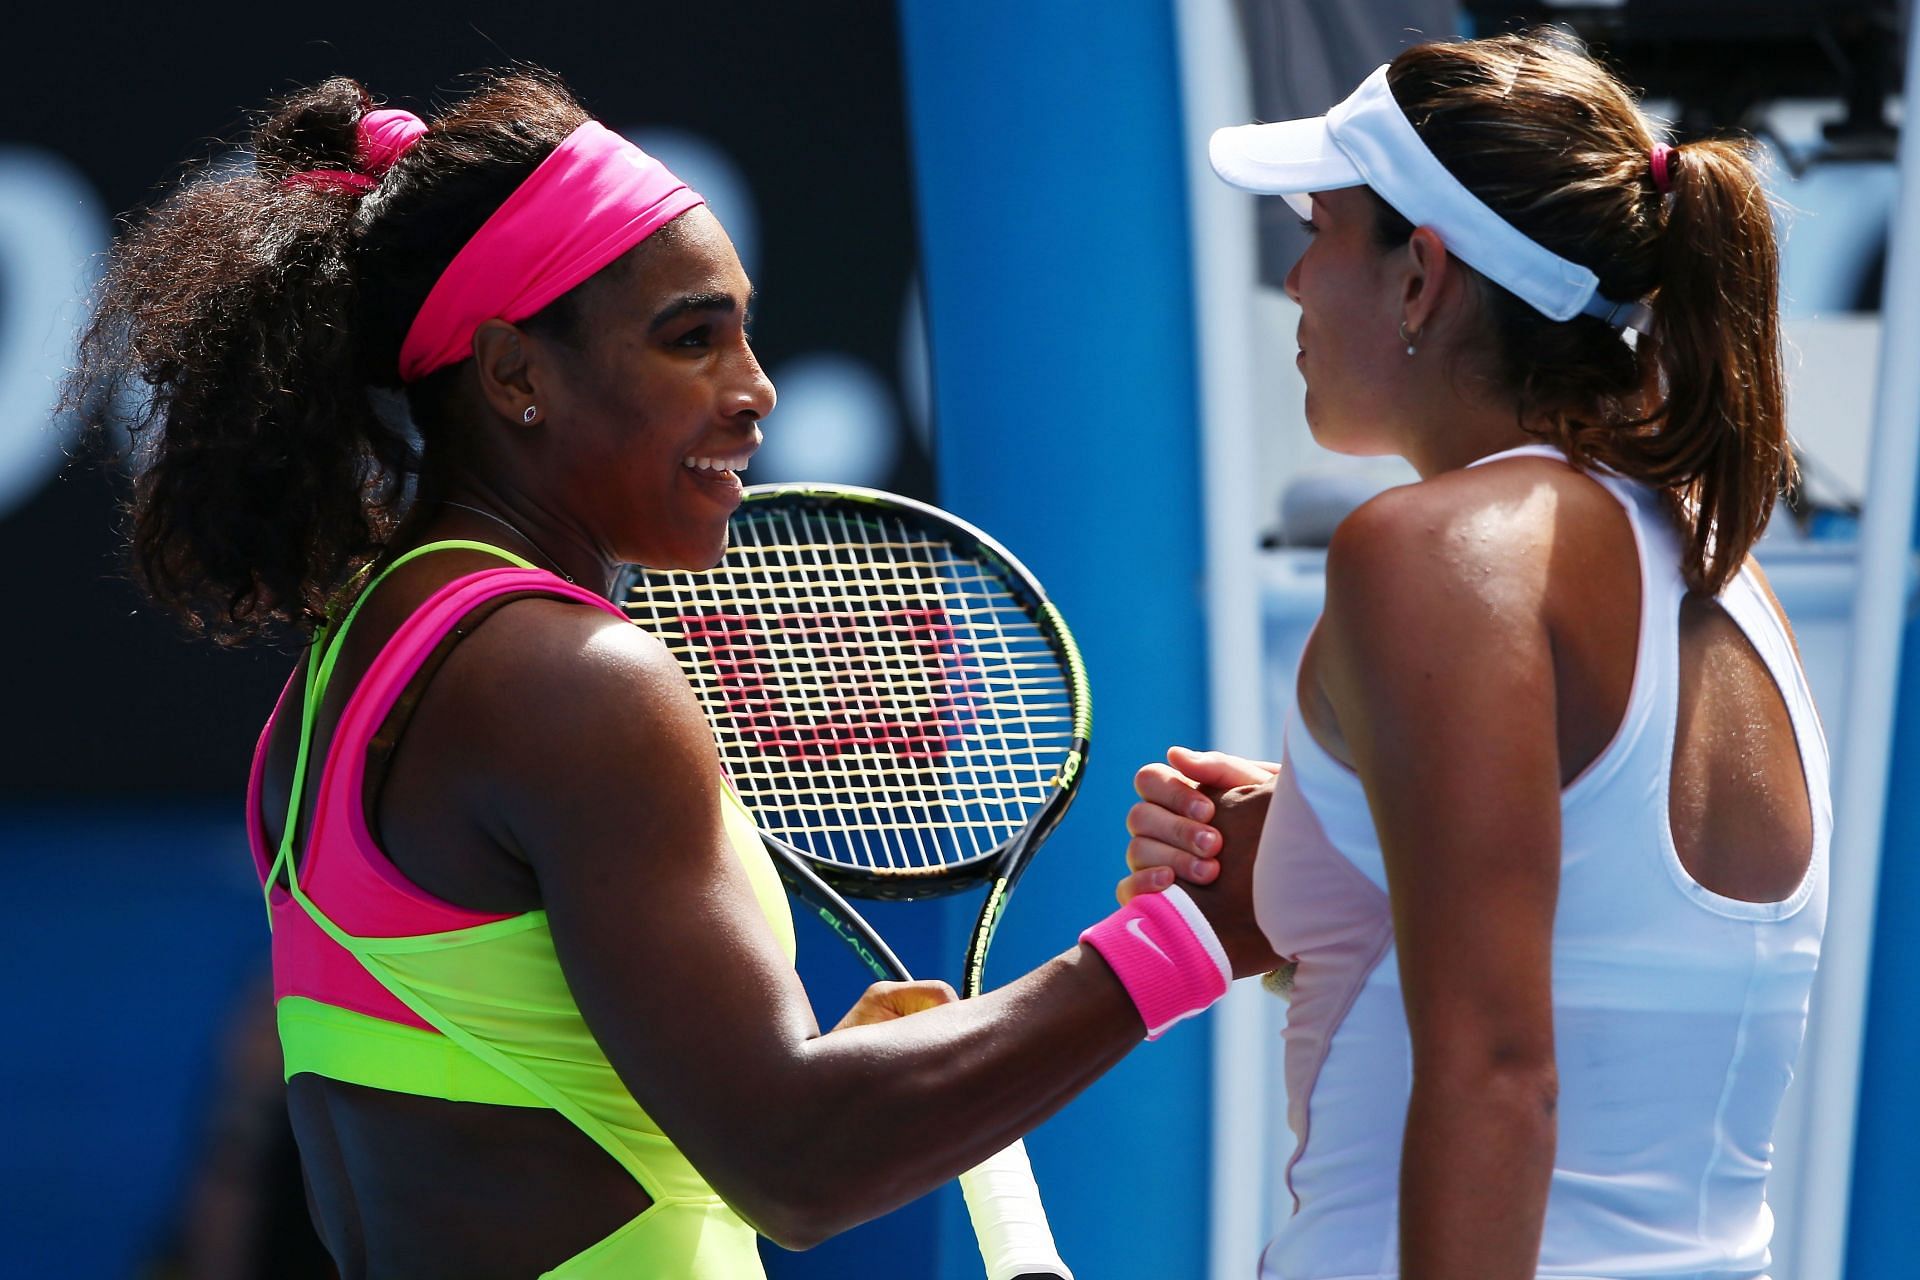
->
[419,474,616,595]
[1391,370,1545,480]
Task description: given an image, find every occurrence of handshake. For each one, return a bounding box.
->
[1115,747,1286,983]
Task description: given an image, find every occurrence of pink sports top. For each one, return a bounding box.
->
[1252,446,1829,1280]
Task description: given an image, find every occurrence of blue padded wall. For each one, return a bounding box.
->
[897,2,1215,1275]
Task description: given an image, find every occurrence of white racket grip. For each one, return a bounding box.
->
[958,1138,1073,1280]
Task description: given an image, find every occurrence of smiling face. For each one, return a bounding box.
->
[1283,186,1413,456]
[527,205,775,570]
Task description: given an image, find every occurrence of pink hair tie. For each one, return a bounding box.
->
[1650,142,1676,195]
[280,108,426,195]
[358,108,427,175]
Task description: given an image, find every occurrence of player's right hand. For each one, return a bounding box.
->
[1173,781,1283,979]
[1120,746,1283,979]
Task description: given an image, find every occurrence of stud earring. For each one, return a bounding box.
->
[1398,320,1419,357]
[522,405,538,424]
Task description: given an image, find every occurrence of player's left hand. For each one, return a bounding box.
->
[830,979,960,1030]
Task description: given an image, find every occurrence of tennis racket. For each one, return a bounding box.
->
[614,482,1091,1280]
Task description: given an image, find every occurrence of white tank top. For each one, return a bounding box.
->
[1252,445,1830,1280]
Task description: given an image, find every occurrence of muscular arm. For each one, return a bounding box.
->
[1316,484,1562,1280]
[465,603,1141,1249]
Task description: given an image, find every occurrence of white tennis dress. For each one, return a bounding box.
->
[1253,444,1829,1280]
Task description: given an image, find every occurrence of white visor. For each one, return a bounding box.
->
[1209,65,1651,334]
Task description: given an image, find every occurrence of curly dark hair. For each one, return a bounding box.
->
[66,70,593,644]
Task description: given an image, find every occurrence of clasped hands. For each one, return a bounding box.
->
[833,745,1285,1029]
[1119,746,1283,980]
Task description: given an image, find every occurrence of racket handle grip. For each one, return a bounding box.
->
[959,1138,1073,1280]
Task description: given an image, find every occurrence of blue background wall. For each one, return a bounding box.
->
[897,2,1215,1275]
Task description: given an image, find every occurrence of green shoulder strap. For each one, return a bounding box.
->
[260,540,537,925]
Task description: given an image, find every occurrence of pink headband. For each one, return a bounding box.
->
[397,121,705,382]
[1650,142,1676,195]
[283,107,428,195]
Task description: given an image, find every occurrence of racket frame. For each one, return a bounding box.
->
[615,482,1092,919]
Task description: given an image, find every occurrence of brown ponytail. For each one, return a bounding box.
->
[1376,32,1791,593]
[1645,138,1788,593]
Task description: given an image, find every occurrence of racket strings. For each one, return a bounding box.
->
[623,506,1073,875]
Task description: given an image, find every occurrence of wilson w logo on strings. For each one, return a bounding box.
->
[677,606,985,760]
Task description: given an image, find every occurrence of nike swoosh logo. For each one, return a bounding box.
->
[1126,916,1172,965]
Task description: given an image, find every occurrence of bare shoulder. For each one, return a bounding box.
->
[1326,457,1582,615]
[428,593,719,810]
[456,595,686,707]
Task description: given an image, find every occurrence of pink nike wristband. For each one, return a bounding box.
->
[1080,886,1233,1040]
